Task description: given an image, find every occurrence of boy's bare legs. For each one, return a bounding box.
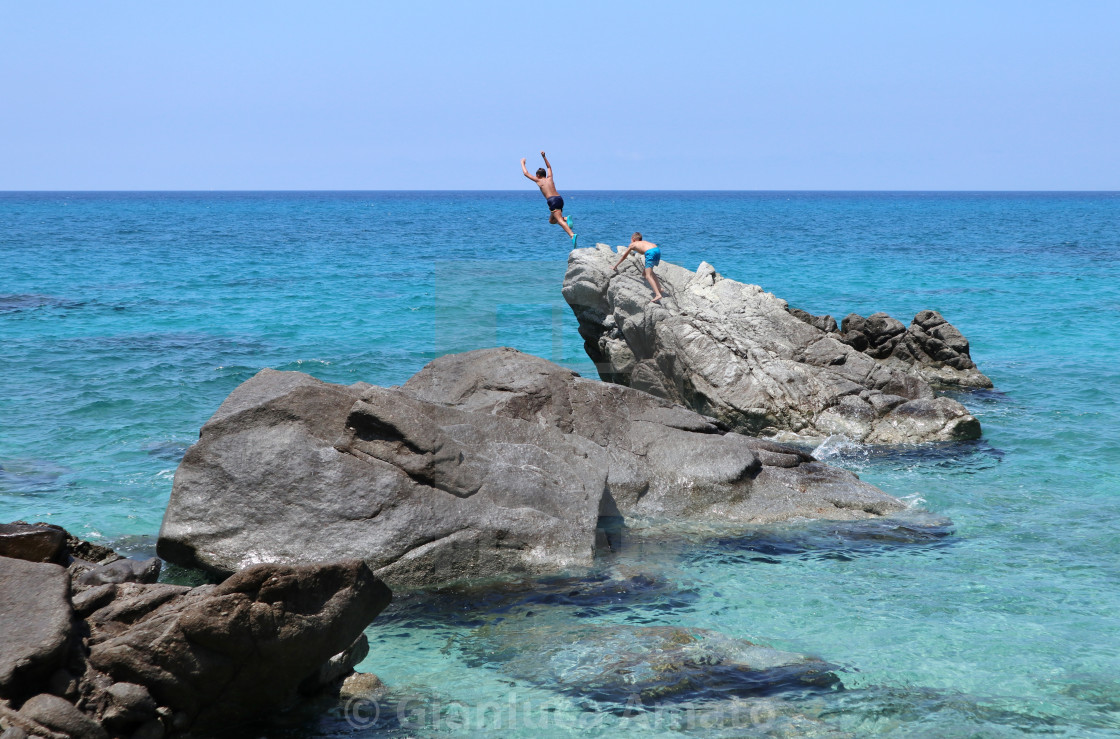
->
[550,209,575,238]
[644,267,664,302]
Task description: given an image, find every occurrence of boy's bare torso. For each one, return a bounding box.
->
[628,239,658,254]
[534,175,559,199]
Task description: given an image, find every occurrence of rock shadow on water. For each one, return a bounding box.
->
[379,566,701,631]
[682,512,957,567]
[0,293,86,314]
[0,458,72,498]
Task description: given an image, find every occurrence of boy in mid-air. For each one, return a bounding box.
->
[521,151,577,245]
[612,232,664,303]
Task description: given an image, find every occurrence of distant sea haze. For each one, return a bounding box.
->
[3,191,1119,736]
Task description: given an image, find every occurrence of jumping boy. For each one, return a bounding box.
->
[612,232,664,303]
[521,151,577,245]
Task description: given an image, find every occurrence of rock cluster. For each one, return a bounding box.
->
[563,245,989,443]
[158,348,908,589]
[791,308,992,389]
[1,523,389,739]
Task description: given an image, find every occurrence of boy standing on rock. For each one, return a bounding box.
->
[612,232,664,303]
[521,151,577,245]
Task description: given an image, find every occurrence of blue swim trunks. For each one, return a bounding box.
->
[644,246,661,268]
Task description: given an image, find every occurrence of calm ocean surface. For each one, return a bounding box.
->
[2,191,1119,736]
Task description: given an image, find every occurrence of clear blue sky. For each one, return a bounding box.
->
[2,1,1117,190]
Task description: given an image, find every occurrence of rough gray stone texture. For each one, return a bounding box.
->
[404,348,905,523]
[0,558,73,699]
[75,558,161,590]
[159,351,908,587]
[2,530,388,739]
[563,244,985,443]
[86,560,389,734]
[15,694,107,739]
[158,368,606,586]
[0,525,65,564]
[824,309,992,388]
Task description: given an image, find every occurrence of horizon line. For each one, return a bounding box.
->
[2,188,1119,194]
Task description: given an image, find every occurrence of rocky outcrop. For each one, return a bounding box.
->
[791,308,992,389]
[159,350,909,588]
[1,525,390,739]
[404,348,905,523]
[563,244,987,443]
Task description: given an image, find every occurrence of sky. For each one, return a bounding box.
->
[1,1,1118,190]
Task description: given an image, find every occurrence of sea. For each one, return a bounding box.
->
[2,191,1119,737]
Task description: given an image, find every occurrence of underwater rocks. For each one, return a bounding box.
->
[159,350,907,588]
[0,524,390,739]
[461,621,839,705]
[562,244,988,443]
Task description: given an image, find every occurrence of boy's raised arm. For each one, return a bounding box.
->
[540,151,552,176]
[521,158,536,180]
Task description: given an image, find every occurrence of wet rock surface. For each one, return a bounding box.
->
[563,245,989,443]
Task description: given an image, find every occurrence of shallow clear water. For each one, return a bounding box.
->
[3,191,1119,736]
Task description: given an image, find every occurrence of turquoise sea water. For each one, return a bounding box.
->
[2,191,1119,736]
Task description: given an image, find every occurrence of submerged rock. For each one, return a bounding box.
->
[562,245,988,443]
[159,350,908,587]
[461,621,840,705]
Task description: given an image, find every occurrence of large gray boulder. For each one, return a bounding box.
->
[159,351,908,587]
[563,244,986,444]
[159,368,607,586]
[0,558,72,700]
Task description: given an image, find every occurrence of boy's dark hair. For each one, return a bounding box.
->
[632,232,642,241]
[536,168,547,178]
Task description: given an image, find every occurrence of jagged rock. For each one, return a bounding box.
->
[788,307,838,334]
[563,245,985,443]
[0,525,66,564]
[159,352,909,586]
[1,528,390,739]
[0,558,73,700]
[86,560,389,734]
